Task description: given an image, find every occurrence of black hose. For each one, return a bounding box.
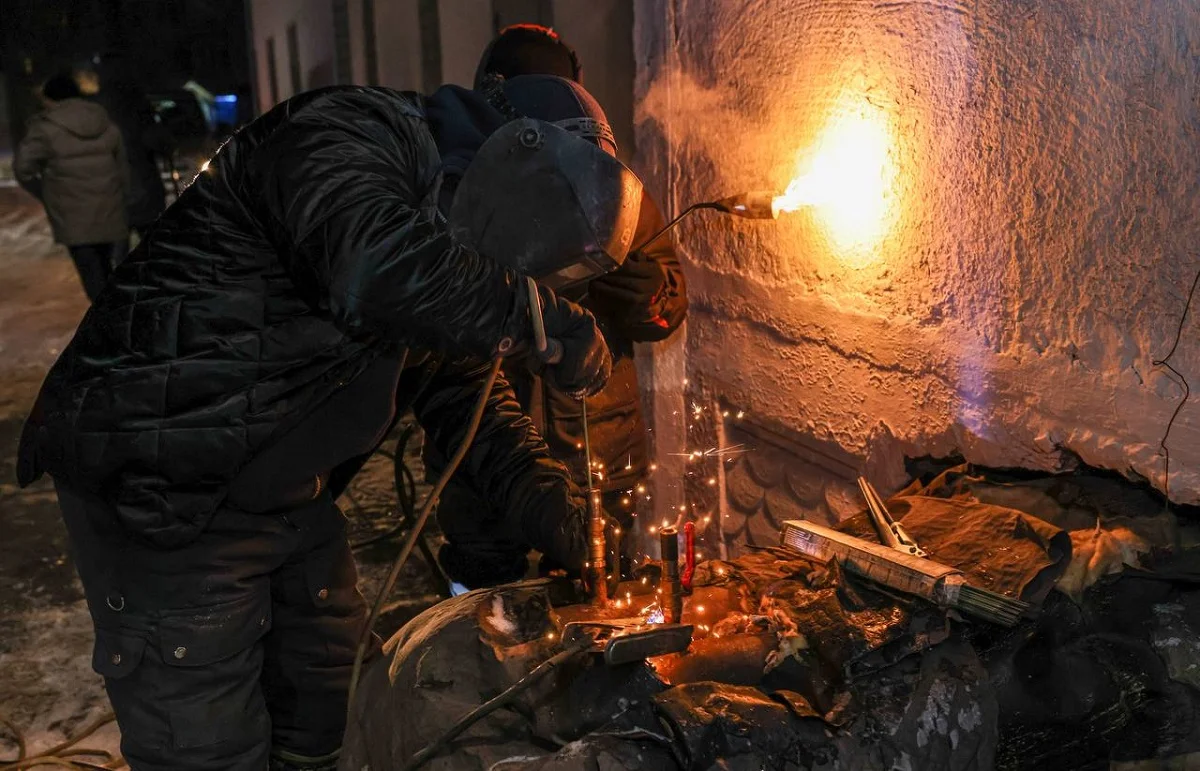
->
[347,356,504,706]
[348,425,420,551]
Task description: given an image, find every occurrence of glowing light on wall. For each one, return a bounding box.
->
[774,99,898,265]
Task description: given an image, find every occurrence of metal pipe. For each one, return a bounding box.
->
[659,526,682,624]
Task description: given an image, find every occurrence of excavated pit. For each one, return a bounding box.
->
[341,466,1200,771]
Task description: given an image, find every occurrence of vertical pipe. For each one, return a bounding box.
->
[659,526,681,623]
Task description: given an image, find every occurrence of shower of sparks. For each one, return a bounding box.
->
[642,604,666,625]
[669,444,750,460]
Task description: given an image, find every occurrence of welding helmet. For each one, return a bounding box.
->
[448,75,642,291]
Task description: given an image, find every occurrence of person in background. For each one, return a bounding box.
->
[427,24,689,592]
[75,61,171,238]
[14,73,130,301]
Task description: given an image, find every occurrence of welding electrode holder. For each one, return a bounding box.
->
[583,487,610,604]
[659,526,684,624]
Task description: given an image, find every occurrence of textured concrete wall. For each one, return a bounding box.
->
[250,0,335,111]
[634,0,1200,503]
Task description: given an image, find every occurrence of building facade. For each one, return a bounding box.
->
[246,0,635,160]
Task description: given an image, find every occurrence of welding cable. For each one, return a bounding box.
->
[347,356,504,707]
[402,637,594,771]
[348,424,420,551]
[1152,266,1200,510]
[0,710,124,770]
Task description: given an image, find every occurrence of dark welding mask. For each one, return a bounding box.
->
[447,116,643,291]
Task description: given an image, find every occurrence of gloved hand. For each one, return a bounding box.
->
[536,286,612,399]
[587,251,668,314]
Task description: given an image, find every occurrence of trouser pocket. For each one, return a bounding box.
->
[91,588,275,770]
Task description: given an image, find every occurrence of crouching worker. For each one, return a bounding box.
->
[431,27,689,592]
[17,75,641,771]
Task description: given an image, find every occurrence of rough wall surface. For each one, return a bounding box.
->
[634,0,1200,502]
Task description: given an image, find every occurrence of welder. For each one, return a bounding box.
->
[17,75,639,771]
[429,24,689,592]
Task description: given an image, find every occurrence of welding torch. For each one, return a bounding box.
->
[632,190,782,254]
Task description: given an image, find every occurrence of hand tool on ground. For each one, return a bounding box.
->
[563,618,694,665]
[857,476,927,558]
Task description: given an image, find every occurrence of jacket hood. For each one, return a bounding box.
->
[43,99,113,140]
[423,75,617,182]
[423,84,508,180]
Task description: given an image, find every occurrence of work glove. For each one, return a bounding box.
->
[535,285,612,399]
[587,251,668,317]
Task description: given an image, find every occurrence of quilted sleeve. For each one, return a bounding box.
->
[251,89,530,361]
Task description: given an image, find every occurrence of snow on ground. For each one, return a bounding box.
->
[0,187,443,764]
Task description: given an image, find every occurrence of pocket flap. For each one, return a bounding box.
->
[92,628,147,679]
[157,589,272,667]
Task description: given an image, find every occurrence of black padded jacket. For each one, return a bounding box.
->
[17,86,586,559]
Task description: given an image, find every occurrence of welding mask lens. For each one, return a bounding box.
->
[448,118,643,287]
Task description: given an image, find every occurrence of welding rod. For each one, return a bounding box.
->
[581,396,609,605]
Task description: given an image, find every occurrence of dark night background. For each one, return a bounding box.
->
[0,0,253,150]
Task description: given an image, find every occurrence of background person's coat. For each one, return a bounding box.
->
[14,98,130,245]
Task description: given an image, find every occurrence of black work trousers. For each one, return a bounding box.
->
[66,240,127,301]
[56,484,377,771]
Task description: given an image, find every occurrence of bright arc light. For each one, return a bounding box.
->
[772,101,896,261]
